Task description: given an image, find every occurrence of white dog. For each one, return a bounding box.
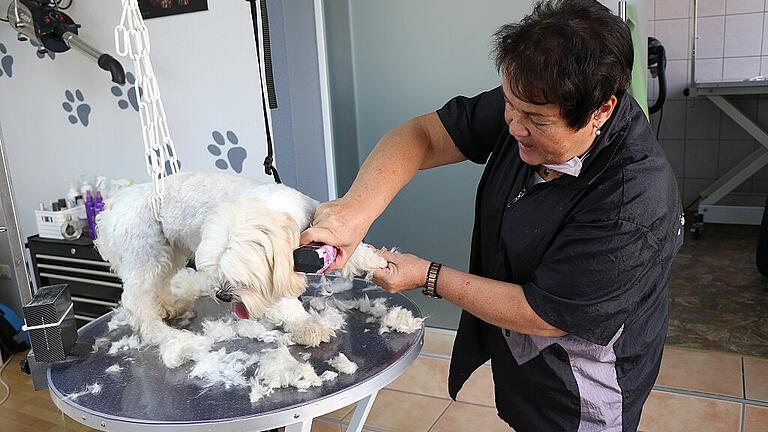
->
[95,171,386,367]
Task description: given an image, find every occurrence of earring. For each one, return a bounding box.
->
[594,123,602,136]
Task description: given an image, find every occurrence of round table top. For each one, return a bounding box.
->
[47,276,424,431]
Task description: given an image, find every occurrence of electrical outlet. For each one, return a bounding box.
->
[0,264,11,279]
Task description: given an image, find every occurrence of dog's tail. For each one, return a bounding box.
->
[195,197,307,317]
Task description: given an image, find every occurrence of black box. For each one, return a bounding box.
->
[23,284,77,363]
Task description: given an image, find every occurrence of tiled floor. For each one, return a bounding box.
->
[0,328,767,431]
[306,329,768,432]
[667,222,768,357]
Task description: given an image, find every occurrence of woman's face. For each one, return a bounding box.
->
[502,79,610,167]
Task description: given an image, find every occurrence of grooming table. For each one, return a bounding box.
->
[46,276,424,432]
[691,80,768,230]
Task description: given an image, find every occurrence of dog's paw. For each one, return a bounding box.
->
[158,297,196,320]
[288,318,336,347]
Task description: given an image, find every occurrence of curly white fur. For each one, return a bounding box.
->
[95,171,386,368]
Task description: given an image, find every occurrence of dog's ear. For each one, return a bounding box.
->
[195,197,306,315]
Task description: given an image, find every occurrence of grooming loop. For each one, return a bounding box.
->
[115,0,179,221]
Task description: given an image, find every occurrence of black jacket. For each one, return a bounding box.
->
[437,88,683,432]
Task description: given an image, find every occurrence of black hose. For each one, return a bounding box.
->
[98,54,126,85]
[648,38,667,115]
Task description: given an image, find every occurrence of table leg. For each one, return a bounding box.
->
[346,391,378,432]
[284,419,312,432]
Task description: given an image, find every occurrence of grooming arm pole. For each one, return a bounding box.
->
[0,122,33,363]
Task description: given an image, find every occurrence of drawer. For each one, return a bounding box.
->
[28,239,104,262]
[72,295,117,319]
[38,272,122,303]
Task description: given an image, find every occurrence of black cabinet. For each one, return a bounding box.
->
[27,235,122,328]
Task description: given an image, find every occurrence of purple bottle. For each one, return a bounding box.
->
[85,191,96,240]
[94,191,105,214]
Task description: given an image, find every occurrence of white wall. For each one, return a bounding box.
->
[0,0,274,238]
[0,0,335,315]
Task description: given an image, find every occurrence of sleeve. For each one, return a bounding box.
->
[522,219,660,346]
[435,86,506,164]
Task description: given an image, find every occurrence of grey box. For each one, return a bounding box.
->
[23,284,77,363]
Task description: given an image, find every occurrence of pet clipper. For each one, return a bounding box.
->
[294,242,339,274]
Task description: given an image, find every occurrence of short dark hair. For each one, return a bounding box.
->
[493,0,634,129]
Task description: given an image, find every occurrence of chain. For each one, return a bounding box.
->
[115,0,179,221]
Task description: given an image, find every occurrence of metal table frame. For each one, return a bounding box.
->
[48,354,414,432]
[688,0,768,228]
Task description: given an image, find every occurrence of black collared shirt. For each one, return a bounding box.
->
[437,88,683,432]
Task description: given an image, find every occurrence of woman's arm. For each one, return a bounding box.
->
[372,251,566,337]
[300,112,466,269]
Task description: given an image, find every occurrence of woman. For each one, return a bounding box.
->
[302,1,683,430]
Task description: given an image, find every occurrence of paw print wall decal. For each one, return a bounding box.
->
[208,130,247,174]
[62,89,91,127]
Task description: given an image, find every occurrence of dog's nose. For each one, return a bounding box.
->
[215,291,233,302]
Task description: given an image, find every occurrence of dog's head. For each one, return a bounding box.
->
[195,197,307,319]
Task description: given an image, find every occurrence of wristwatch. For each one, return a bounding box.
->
[422,262,443,299]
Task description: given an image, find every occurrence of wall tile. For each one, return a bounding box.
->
[685,139,721,177]
[666,60,692,99]
[757,95,768,129]
[655,100,688,139]
[718,139,755,176]
[684,178,717,205]
[723,56,762,80]
[696,15,726,59]
[695,58,725,81]
[719,96,759,139]
[699,0,727,16]
[763,12,768,56]
[661,140,686,175]
[753,179,768,192]
[725,0,765,14]
[656,18,692,60]
[761,56,768,75]
[656,0,692,20]
[686,99,721,139]
[724,13,763,57]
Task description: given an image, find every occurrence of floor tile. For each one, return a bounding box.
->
[430,402,513,432]
[312,419,342,432]
[638,390,742,432]
[745,356,768,402]
[423,329,455,357]
[342,389,449,432]
[386,356,450,399]
[655,346,743,397]
[323,403,357,421]
[454,365,494,407]
[744,405,768,432]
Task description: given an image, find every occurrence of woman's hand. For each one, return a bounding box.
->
[299,197,372,271]
[372,249,431,293]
